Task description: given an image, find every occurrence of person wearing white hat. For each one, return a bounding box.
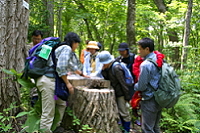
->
[83,41,103,77]
[98,51,131,132]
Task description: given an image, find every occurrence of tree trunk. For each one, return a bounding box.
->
[153,0,180,68]
[0,0,29,129]
[153,0,167,13]
[181,0,193,69]
[72,87,120,133]
[126,0,136,52]
[84,19,94,40]
[42,0,54,36]
[62,76,121,133]
[56,0,63,40]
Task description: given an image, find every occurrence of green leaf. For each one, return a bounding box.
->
[24,112,40,132]
[17,78,35,88]
[16,112,29,118]
[0,116,3,119]
[1,69,15,75]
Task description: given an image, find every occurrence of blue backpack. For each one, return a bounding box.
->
[112,62,134,86]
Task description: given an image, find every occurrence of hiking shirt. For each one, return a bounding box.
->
[83,52,103,77]
[134,52,160,100]
[116,53,135,72]
[45,45,82,77]
[101,61,130,101]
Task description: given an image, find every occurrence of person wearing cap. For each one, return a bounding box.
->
[83,41,103,77]
[116,43,135,97]
[99,51,131,132]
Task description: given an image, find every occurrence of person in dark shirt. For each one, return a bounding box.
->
[115,43,135,98]
[99,51,131,133]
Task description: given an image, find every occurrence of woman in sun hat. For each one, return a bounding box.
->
[83,41,103,77]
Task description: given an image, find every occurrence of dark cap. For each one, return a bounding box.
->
[97,42,102,50]
[118,43,129,51]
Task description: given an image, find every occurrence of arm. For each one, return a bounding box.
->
[114,65,130,101]
[134,62,151,91]
[91,57,103,77]
[61,75,74,94]
[83,54,89,75]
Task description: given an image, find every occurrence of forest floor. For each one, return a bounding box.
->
[55,124,142,133]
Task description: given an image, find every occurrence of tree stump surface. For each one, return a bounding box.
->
[62,75,121,133]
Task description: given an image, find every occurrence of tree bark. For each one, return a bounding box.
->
[42,0,54,36]
[153,0,167,13]
[71,87,120,133]
[181,0,193,69]
[83,19,94,40]
[0,0,29,123]
[62,76,121,133]
[126,0,136,52]
[56,0,63,40]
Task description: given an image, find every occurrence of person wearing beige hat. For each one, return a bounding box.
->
[83,41,103,77]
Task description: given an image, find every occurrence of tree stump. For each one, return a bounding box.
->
[62,75,121,133]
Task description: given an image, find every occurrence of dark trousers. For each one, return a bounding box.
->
[129,85,135,98]
[141,97,162,133]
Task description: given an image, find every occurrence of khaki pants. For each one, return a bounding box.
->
[116,96,131,122]
[36,75,66,133]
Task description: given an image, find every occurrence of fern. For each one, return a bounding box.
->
[161,92,200,133]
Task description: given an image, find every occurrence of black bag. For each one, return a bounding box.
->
[52,46,69,101]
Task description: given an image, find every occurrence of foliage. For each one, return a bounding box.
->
[66,107,96,132]
[160,47,200,133]
[2,69,60,133]
[2,0,200,132]
[0,103,18,133]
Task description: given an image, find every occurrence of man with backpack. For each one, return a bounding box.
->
[115,42,135,98]
[28,30,43,107]
[134,37,162,133]
[98,51,131,133]
[35,32,86,133]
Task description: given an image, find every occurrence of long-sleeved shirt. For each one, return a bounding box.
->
[45,45,82,77]
[134,52,160,100]
[101,61,130,101]
[83,52,103,78]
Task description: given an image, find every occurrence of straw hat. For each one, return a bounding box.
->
[87,41,99,49]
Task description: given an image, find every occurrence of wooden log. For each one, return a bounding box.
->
[62,75,121,133]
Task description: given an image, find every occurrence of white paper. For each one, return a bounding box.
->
[23,0,29,10]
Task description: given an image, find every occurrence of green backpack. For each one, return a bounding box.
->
[147,59,181,108]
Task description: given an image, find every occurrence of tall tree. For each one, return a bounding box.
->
[181,0,193,69]
[153,0,180,68]
[55,0,64,40]
[42,0,54,36]
[127,0,136,52]
[0,0,29,114]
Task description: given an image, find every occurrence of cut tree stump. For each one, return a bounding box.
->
[62,75,121,133]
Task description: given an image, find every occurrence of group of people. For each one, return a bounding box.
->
[28,30,165,133]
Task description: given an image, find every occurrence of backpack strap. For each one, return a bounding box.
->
[111,62,120,75]
[146,58,160,70]
[127,53,135,70]
[146,58,161,91]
